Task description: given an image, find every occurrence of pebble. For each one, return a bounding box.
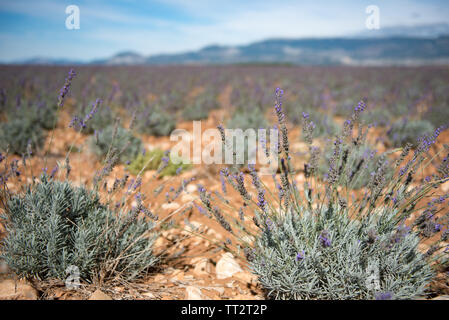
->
[0,260,9,274]
[191,257,212,276]
[142,292,156,299]
[186,184,197,193]
[206,228,223,240]
[89,289,112,300]
[234,272,258,285]
[170,270,184,281]
[181,194,196,203]
[432,295,449,300]
[154,274,166,283]
[216,253,243,279]
[0,279,38,300]
[162,202,181,211]
[185,286,204,300]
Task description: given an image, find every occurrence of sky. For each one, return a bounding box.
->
[0,0,448,62]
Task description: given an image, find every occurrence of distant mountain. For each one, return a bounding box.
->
[12,24,449,66]
[92,51,146,65]
[141,36,449,66]
[17,57,84,65]
[354,23,449,38]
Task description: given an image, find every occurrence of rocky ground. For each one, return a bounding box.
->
[1,87,449,300]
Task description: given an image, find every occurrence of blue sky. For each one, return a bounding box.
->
[0,0,448,62]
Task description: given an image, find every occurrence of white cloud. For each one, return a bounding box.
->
[1,0,449,61]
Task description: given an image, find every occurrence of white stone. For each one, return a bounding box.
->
[89,289,112,300]
[185,220,203,233]
[0,260,9,274]
[216,253,243,279]
[191,257,212,276]
[185,286,204,300]
[0,279,38,300]
[442,181,449,193]
[186,184,197,193]
[161,202,180,211]
[142,292,156,299]
[181,194,196,203]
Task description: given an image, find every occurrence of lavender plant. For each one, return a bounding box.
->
[135,106,176,137]
[0,68,184,285]
[9,102,58,131]
[299,109,340,139]
[387,118,434,148]
[182,90,218,121]
[74,101,116,134]
[199,88,449,300]
[250,206,433,299]
[317,143,394,189]
[88,124,142,164]
[0,118,46,155]
[0,175,158,282]
[225,107,268,166]
[361,108,392,127]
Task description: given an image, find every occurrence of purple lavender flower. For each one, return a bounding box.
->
[156,155,170,174]
[276,183,284,201]
[68,116,79,129]
[392,224,411,243]
[217,124,226,145]
[442,228,449,241]
[82,99,101,126]
[355,101,366,112]
[257,189,267,211]
[58,68,76,108]
[219,169,227,194]
[375,292,393,300]
[132,177,142,191]
[239,207,244,221]
[50,164,59,178]
[194,203,207,216]
[265,217,273,230]
[274,88,285,122]
[295,251,305,262]
[319,230,332,248]
[127,178,135,192]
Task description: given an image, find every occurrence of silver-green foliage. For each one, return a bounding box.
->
[250,206,433,300]
[387,119,434,148]
[225,108,268,166]
[202,90,444,301]
[317,144,394,189]
[0,176,158,282]
[89,125,142,164]
[135,106,176,137]
[182,91,218,121]
[80,104,116,134]
[0,118,46,155]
